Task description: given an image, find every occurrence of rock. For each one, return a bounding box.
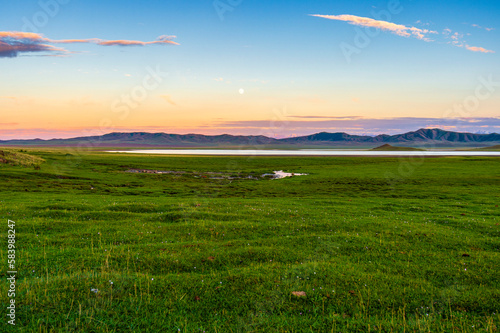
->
[292,291,307,297]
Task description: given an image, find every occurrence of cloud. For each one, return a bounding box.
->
[415,20,431,27]
[2,118,499,140]
[212,117,500,136]
[0,32,68,58]
[311,15,494,53]
[51,38,102,44]
[0,31,178,58]
[441,28,494,53]
[289,116,363,120]
[310,14,434,40]
[471,24,495,31]
[465,45,495,53]
[98,36,178,46]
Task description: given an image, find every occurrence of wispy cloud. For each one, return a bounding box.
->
[97,35,178,46]
[311,15,494,53]
[310,14,436,41]
[0,32,67,58]
[470,24,495,31]
[288,116,363,120]
[441,27,495,53]
[465,45,495,53]
[213,117,500,136]
[2,118,499,140]
[0,32,179,58]
[415,20,431,27]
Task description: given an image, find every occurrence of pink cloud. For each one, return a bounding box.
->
[310,14,430,40]
[465,45,495,53]
[0,31,178,58]
[310,15,495,54]
[440,28,494,53]
[471,24,495,31]
[97,36,178,46]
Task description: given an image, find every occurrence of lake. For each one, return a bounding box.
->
[107,149,500,156]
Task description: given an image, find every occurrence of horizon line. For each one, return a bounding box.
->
[1,127,499,142]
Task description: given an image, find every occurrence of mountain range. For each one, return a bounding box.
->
[1,128,500,148]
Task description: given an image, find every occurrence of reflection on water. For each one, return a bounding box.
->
[262,170,308,179]
[126,168,307,180]
[107,149,500,157]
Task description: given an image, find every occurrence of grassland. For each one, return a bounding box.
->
[0,149,45,168]
[0,149,499,332]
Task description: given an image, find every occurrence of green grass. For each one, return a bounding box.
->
[0,149,499,332]
[0,149,45,168]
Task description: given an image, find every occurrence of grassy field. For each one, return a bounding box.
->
[0,149,499,332]
[0,149,45,168]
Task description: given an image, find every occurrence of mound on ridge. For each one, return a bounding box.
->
[370,144,425,151]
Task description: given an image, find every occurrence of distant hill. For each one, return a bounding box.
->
[0,132,278,147]
[370,144,425,151]
[279,128,500,145]
[1,128,499,148]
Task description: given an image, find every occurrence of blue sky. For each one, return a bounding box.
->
[0,0,499,139]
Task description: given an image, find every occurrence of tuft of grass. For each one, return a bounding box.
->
[0,149,45,168]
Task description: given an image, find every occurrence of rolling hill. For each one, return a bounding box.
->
[370,144,425,151]
[1,128,499,148]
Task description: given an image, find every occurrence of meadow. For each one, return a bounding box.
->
[0,149,499,332]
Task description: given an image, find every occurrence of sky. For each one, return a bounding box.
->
[1,0,499,139]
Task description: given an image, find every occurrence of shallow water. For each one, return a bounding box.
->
[107,149,500,156]
[263,170,308,179]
